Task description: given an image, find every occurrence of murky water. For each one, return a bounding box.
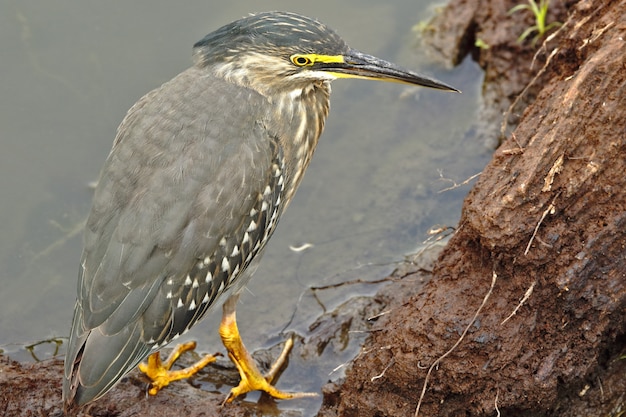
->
[0,0,488,415]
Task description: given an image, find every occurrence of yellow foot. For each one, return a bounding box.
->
[138,341,219,395]
[224,335,317,403]
[220,295,318,403]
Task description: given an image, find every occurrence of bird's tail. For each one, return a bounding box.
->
[63,302,150,412]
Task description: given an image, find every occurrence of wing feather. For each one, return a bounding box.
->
[64,66,283,406]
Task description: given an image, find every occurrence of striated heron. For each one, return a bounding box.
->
[63,11,459,412]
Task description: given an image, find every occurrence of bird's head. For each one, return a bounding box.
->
[192,11,459,96]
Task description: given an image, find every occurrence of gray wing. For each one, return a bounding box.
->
[63,67,286,407]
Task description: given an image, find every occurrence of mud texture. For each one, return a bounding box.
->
[318,0,626,416]
[1,353,232,417]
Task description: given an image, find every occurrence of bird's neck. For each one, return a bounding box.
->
[270,80,331,207]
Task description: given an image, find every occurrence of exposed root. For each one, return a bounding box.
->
[371,357,395,382]
[437,170,482,193]
[501,281,536,325]
[414,270,498,417]
[525,192,560,255]
[495,390,501,417]
[500,47,559,140]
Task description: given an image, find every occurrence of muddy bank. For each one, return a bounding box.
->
[318,0,626,416]
[1,353,228,417]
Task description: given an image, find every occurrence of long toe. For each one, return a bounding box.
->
[138,342,218,395]
[220,296,317,403]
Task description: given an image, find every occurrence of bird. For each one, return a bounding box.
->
[62,10,459,412]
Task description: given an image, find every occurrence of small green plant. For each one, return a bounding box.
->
[509,0,562,45]
[475,38,490,50]
[412,19,432,34]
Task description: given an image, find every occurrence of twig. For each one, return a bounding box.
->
[414,270,498,417]
[408,225,456,264]
[310,276,392,291]
[438,171,482,193]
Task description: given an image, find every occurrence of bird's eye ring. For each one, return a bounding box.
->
[291,55,313,67]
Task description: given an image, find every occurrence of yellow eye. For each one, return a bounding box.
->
[290,55,313,67]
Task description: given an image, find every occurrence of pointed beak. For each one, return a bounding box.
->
[319,49,460,93]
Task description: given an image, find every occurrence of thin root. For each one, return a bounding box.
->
[501,281,536,324]
[414,270,498,417]
[525,192,560,255]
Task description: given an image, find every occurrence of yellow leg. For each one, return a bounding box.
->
[138,341,218,395]
[220,294,318,403]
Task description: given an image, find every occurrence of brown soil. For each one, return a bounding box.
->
[2,0,625,416]
[1,354,221,417]
[318,0,626,416]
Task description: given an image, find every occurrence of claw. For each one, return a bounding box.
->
[220,295,318,402]
[138,342,219,395]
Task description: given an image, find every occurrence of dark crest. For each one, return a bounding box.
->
[193,12,348,62]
